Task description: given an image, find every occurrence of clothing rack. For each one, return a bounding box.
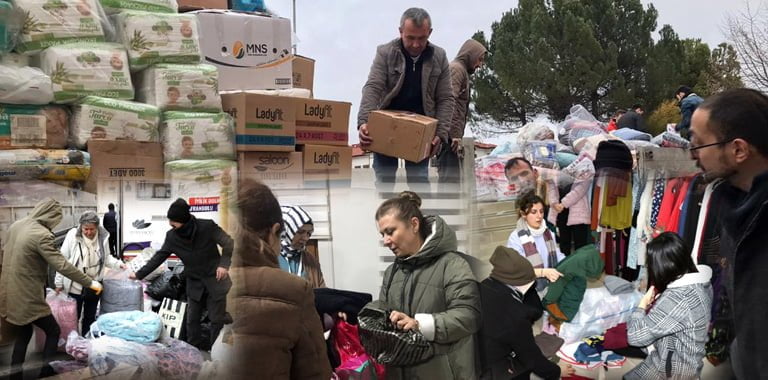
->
[636,147,699,179]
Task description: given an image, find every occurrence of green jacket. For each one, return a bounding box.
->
[0,199,92,325]
[371,215,480,380]
[543,244,603,322]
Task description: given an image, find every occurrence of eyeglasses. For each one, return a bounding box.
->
[689,139,733,151]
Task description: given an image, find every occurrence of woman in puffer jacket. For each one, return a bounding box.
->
[367,191,481,379]
[55,211,125,335]
[225,179,330,379]
[625,232,712,380]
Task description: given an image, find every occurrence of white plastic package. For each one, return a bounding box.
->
[70,96,160,148]
[38,43,134,103]
[100,0,177,14]
[114,11,201,71]
[0,65,53,104]
[161,111,235,162]
[136,63,221,111]
[14,0,111,55]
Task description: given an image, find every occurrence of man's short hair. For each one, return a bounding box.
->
[699,88,768,157]
[505,157,534,172]
[400,7,431,29]
[632,104,643,111]
[676,86,692,97]
[108,203,115,211]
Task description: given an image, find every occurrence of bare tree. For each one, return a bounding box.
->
[726,1,768,90]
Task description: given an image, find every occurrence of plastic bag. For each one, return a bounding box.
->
[35,290,77,351]
[88,336,160,378]
[474,153,525,202]
[126,247,166,281]
[210,324,233,364]
[489,140,520,156]
[90,310,162,343]
[0,65,53,105]
[516,121,556,147]
[558,287,642,344]
[65,330,90,361]
[523,141,559,169]
[100,269,144,313]
[50,360,88,374]
[334,320,386,380]
[149,337,203,380]
[13,0,114,55]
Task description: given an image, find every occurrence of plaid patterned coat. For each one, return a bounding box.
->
[625,265,713,380]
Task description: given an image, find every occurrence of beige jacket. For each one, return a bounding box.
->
[0,199,92,326]
[357,38,455,142]
[448,39,487,139]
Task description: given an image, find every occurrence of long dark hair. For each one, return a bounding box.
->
[232,179,284,268]
[646,232,698,294]
[375,191,430,240]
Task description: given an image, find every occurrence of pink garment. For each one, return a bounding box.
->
[548,180,592,226]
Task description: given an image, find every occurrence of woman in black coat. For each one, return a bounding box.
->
[478,246,573,379]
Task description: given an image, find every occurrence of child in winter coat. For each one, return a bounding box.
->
[547,154,595,255]
[625,232,712,380]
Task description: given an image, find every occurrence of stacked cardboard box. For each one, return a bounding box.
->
[194,11,353,189]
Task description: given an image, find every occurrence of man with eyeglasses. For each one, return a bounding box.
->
[689,88,768,379]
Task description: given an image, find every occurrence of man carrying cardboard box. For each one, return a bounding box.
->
[438,38,487,189]
[357,7,455,192]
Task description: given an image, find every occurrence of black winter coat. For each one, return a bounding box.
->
[478,278,560,380]
[719,171,768,379]
[136,216,234,301]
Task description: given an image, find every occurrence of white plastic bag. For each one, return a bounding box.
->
[126,247,167,281]
[0,65,53,104]
[210,324,233,364]
[558,286,642,344]
[88,336,160,378]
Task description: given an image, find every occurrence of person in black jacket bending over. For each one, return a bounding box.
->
[129,198,234,349]
[479,246,573,380]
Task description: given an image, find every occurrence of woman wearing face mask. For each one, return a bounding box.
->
[479,245,574,379]
[507,191,565,291]
[280,205,325,288]
[55,211,125,335]
[226,180,330,379]
[369,191,480,379]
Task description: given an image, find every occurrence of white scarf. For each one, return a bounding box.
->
[518,218,548,237]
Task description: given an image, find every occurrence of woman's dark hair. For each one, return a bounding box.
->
[375,191,430,240]
[517,191,545,216]
[233,179,284,268]
[646,232,698,294]
[698,88,768,157]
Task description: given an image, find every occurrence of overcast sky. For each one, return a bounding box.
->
[267,0,755,143]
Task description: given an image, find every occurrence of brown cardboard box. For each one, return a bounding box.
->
[85,141,164,193]
[221,93,296,152]
[178,0,226,10]
[238,151,303,189]
[292,55,315,95]
[294,98,351,146]
[366,110,437,162]
[300,144,352,187]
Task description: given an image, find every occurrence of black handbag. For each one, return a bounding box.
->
[357,306,434,367]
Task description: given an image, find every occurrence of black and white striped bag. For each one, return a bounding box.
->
[159,298,187,339]
[358,306,434,367]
